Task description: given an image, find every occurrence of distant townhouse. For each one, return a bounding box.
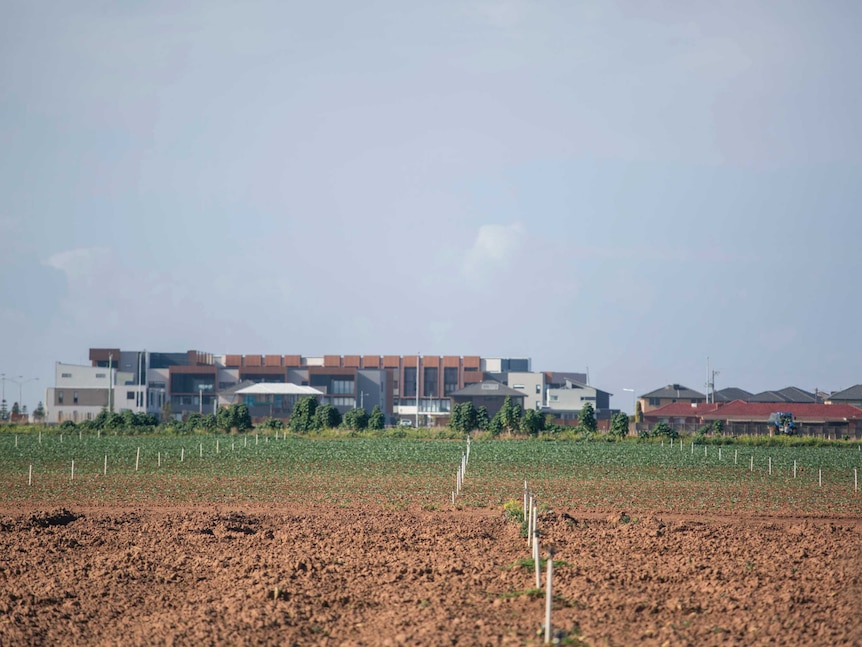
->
[639,384,706,413]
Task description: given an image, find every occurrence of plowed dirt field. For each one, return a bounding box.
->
[1,503,860,646]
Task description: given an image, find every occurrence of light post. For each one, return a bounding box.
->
[199,387,203,415]
[10,376,39,417]
[623,388,636,416]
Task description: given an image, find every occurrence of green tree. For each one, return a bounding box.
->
[712,419,725,435]
[476,406,490,431]
[489,412,504,436]
[499,397,521,433]
[653,421,678,439]
[342,407,369,431]
[368,405,385,430]
[289,396,318,432]
[449,402,464,432]
[185,413,203,431]
[520,408,545,437]
[233,403,252,432]
[216,405,233,432]
[33,401,46,422]
[121,409,137,428]
[610,412,629,440]
[199,413,218,432]
[578,402,597,434]
[313,403,341,430]
[259,417,285,431]
[11,402,20,416]
[461,402,478,431]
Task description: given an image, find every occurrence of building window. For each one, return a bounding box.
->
[73,392,79,405]
[61,372,72,378]
[550,395,558,402]
[649,398,660,406]
[403,367,417,397]
[127,392,135,400]
[96,373,106,378]
[513,384,525,389]
[331,380,354,395]
[443,368,458,394]
[423,367,438,397]
[536,384,541,394]
[58,391,64,404]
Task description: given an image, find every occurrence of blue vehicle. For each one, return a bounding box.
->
[767,411,797,435]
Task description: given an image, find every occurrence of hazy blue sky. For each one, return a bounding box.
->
[2,1,860,411]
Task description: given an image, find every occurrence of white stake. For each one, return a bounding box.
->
[158,452,161,467]
[718,447,722,461]
[670,438,673,447]
[136,447,140,471]
[38,431,41,444]
[819,468,822,487]
[750,455,753,472]
[15,435,17,448]
[704,445,707,457]
[768,457,772,475]
[28,464,32,486]
[60,434,63,443]
[256,433,259,445]
[181,447,185,462]
[691,442,694,455]
[544,547,555,644]
[793,460,797,478]
[216,439,220,454]
[71,460,74,480]
[199,443,203,458]
[855,468,858,492]
[534,529,541,589]
[244,436,247,448]
[734,449,738,465]
[523,480,528,519]
[527,496,534,547]
[79,430,82,441]
[104,454,107,476]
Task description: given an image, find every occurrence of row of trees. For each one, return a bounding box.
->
[288,397,385,432]
[0,400,46,422]
[450,398,604,438]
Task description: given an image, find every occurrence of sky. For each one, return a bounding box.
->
[1,1,861,413]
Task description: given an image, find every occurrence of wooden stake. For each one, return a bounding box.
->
[244,436,247,448]
[523,480,528,519]
[256,433,259,445]
[158,452,161,467]
[71,460,74,481]
[181,447,184,462]
[793,460,797,478]
[734,449,738,465]
[718,447,722,461]
[819,468,822,487]
[199,443,203,458]
[750,455,753,472]
[136,447,140,471]
[768,457,772,475]
[216,439,220,454]
[704,445,707,457]
[104,454,107,476]
[544,547,555,644]
[38,431,41,444]
[28,464,32,486]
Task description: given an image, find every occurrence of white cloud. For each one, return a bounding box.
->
[461,222,525,283]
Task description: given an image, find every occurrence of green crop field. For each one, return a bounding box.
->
[1,433,860,515]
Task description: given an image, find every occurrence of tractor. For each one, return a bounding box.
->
[767,411,798,436]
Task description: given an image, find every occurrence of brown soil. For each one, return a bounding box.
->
[1,504,860,646]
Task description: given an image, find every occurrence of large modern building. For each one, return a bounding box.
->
[46,348,610,425]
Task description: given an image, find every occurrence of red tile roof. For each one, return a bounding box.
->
[700,401,862,422]
[643,402,724,417]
